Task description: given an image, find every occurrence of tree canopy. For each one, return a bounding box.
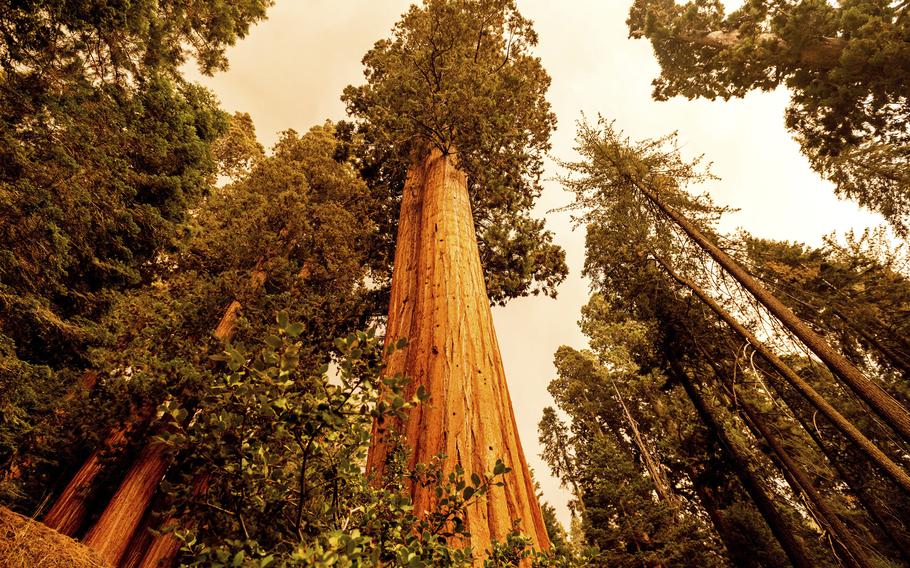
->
[629,0,910,232]
[342,0,567,304]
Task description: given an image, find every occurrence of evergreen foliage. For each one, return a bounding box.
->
[541,117,910,567]
[341,0,567,305]
[629,0,910,232]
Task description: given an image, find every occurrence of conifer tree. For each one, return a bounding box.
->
[342,0,565,554]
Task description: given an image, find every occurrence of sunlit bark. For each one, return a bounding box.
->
[366,149,550,556]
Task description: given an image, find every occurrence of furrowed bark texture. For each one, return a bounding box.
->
[137,474,210,568]
[81,266,263,566]
[654,256,910,493]
[42,427,128,536]
[82,440,169,566]
[641,178,910,443]
[366,149,550,555]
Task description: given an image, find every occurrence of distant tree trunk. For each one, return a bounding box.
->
[831,308,910,377]
[366,148,550,555]
[652,253,910,493]
[669,360,814,568]
[686,466,739,562]
[640,179,910,443]
[641,182,910,443]
[608,376,678,510]
[736,398,875,567]
[753,363,910,560]
[78,266,264,565]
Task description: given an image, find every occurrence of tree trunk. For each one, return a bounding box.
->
[653,256,910,494]
[736,398,875,568]
[81,440,169,565]
[120,506,155,568]
[366,148,550,556]
[799,413,910,561]
[42,427,128,536]
[669,360,814,568]
[77,261,267,565]
[608,376,678,510]
[831,308,910,377]
[640,184,910,442]
[137,474,209,568]
[754,363,910,561]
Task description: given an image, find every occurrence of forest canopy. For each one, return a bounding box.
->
[2,1,910,567]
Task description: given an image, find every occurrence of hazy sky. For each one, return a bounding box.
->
[185,0,883,527]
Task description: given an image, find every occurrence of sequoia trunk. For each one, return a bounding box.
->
[366,149,550,555]
[42,427,129,536]
[77,276,260,565]
[81,440,169,565]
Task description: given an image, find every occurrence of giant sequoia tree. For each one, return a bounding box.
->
[342,0,565,555]
[628,0,910,232]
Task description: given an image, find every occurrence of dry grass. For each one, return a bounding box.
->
[0,506,110,567]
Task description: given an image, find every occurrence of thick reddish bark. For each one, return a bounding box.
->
[82,440,169,565]
[367,149,550,556]
[640,178,910,443]
[136,474,209,568]
[42,427,128,536]
[79,265,264,565]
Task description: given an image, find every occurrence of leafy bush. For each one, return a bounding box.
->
[158,314,575,567]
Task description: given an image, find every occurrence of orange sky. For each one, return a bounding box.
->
[185,0,884,528]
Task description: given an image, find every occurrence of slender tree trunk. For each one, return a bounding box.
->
[366,148,550,556]
[688,330,908,563]
[608,376,678,510]
[755,364,910,561]
[686,467,741,563]
[652,253,910,493]
[736,398,875,567]
[669,360,814,568]
[831,308,910,377]
[640,180,910,442]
